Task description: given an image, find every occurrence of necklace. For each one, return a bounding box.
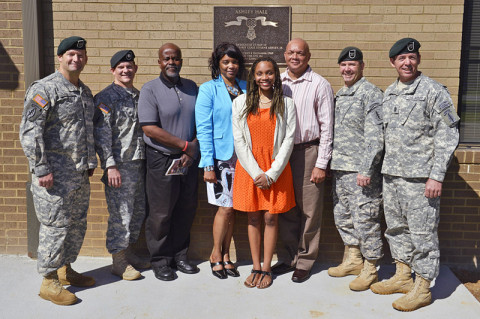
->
[259,97,271,104]
[225,82,240,96]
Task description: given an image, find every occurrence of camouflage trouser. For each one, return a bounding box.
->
[332,171,383,260]
[31,171,90,276]
[383,175,440,281]
[103,160,146,254]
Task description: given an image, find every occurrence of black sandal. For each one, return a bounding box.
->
[257,271,273,289]
[244,269,262,288]
[224,261,240,277]
[210,261,227,279]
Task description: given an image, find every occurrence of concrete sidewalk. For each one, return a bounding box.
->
[0,254,479,319]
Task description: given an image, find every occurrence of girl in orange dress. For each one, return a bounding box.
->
[232,57,296,289]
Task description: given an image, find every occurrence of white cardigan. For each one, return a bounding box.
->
[232,94,296,182]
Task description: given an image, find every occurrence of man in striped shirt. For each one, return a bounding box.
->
[274,38,335,283]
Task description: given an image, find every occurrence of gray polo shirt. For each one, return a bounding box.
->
[138,74,198,155]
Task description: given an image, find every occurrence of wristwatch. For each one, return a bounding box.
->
[204,165,215,172]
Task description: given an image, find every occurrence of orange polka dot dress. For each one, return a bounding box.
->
[233,108,295,214]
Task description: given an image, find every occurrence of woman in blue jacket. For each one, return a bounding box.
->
[195,43,247,279]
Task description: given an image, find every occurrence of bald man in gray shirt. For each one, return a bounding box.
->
[138,43,199,281]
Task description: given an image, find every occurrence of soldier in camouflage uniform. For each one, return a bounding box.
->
[370,38,460,312]
[328,47,384,292]
[93,50,149,281]
[19,36,97,306]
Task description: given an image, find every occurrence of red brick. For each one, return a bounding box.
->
[6,246,27,254]
[6,229,26,237]
[440,214,463,223]
[451,223,477,231]
[463,232,480,240]
[438,230,463,238]
[465,215,480,223]
[453,206,478,215]
[451,239,477,247]
[441,198,465,206]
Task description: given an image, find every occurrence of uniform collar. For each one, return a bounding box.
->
[336,77,366,96]
[390,72,423,95]
[55,70,85,92]
[111,82,139,98]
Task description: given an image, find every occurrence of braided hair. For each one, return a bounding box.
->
[243,57,284,119]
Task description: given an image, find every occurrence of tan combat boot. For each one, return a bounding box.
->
[370,260,414,295]
[392,274,432,311]
[349,259,378,291]
[58,263,95,287]
[39,272,77,305]
[112,250,141,280]
[328,245,363,277]
[126,245,151,269]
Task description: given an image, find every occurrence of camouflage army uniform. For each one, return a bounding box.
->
[93,83,146,254]
[19,71,97,276]
[382,73,459,281]
[331,77,384,260]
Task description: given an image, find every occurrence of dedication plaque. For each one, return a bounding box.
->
[214,6,291,64]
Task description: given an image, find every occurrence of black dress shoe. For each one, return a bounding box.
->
[272,263,295,275]
[176,260,200,274]
[210,261,227,279]
[292,268,311,283]
[224,261,240,277]
[153,265,175,281]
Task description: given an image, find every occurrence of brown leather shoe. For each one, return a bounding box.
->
[292,268,311,283]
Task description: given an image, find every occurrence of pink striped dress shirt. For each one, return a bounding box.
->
[281,66,334,169]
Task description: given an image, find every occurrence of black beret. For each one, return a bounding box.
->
[57,36,86,56]
[110,50,136,68]
[338,46,363,64]
[389,38,421,58]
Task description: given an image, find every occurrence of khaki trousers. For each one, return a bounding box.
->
[278,145,324,271]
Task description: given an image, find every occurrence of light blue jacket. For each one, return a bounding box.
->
[195,76,247,168]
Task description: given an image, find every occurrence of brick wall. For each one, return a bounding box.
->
[2,0,478,270]
[441,149,480,269]
[0,0,27,255]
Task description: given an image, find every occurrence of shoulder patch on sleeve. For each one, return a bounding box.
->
[437,101,450,112]
[367,102,383,125]
[372,108,383,125]
[436,101,460,127]
[97,103,110,114]
[26,103,43,122]
[441,107,460,127]
[32,94,48,108]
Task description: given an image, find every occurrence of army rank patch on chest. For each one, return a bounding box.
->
[33,94,48,108]
[97,103,110,114]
